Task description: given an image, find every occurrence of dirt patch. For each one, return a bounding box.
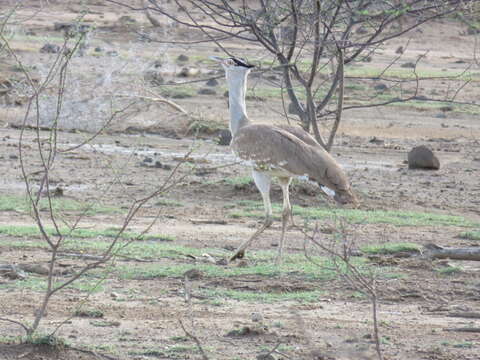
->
[0,344,100,360]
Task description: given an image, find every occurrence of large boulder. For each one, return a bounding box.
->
[408,145,440,170]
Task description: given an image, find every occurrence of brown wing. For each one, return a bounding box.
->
[277,124,320,147]
[232,124,351,193]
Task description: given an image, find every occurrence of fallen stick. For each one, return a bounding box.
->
[190,219,227,225]
[447,312,480,319]
[443,327,480,333]
[423,244,480,261]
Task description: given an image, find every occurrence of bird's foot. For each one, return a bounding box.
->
[229,249,245,262]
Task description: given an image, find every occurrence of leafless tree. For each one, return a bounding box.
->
[107,0,476,150]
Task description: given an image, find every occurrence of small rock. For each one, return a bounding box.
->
[266,74,279,81]
[257,353,275,360]
[216,258,228,266]
[369,136,384,145]
[144,70,164,86]
[401,62,416,68]
[374,83,388,91]
[217,129,232,146]
[143,157,153,163]
[198,88,216,95]
[162,163,172,170]
[177,54,189,62]
[0,264,27,280]
[94,47,103,52]
[408,145,440,170]
[118,15,137,24]
[440,105,454,112]
[206,78,219,86]
[153,60,163,68]
[355,26,368,34]
[179,67,199,77]
[414,95,428,100]
[53,186,64,197]
[395,46,404,54]
[106,50,119,57]
[40,43,61,54]
[251,312,263,322]
[467,26,480,35]
[54,22,73,31]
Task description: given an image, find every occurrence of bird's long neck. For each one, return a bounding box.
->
[227,71,250,136]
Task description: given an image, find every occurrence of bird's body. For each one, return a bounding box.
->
[211,56,358,263]
[232,124,355,203]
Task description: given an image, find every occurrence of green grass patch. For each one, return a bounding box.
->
[224,176,254,187]
[0,236,199,261]
[0,275,105,293]
[437,266,462,275]
[202,287,325,303]
[25,334,66,347]
[345,65,480,81]
[115,252,399,283]
[229,202,477,227]
[155,198,184,207]
[0,224,173,242]
[459,230,480,240]
[74,309,104,318]
[0,195,121,215]
[361,242,421,255]
[160,85,196,99]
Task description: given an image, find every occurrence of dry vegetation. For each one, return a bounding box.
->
[0,1,480,360]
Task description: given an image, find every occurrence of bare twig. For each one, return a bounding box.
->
[179,319,209,360]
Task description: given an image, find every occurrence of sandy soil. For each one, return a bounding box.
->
[0,1,480,360]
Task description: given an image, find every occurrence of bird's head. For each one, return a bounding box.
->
[320,185,359,208]
[210,56,254,79]
[334,188,360,208]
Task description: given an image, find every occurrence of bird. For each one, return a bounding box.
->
[210,56,358,264]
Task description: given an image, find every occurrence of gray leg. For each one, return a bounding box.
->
[252,170,273,226]
[275,177,292,265]
[230,170,272,261]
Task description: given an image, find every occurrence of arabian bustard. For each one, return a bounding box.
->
[211,56,358,264]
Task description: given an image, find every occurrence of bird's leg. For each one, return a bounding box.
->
[275,177,292,265]
[230,170,272,262]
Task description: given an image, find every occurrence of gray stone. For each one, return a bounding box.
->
[374,83,388,91]
[401,62,416,68]
[206,78,219,86]
[176,54,189,62]
[408,145,440,170]
[217,129,232,146]
[40,43,61,53]
[198,88,216,95]
[144,70,164,86]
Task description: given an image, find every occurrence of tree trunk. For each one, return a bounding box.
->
[423,244,480,261]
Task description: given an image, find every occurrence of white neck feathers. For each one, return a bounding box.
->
[226,70,250,136]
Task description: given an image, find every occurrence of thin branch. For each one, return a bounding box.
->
[179,319,209,360]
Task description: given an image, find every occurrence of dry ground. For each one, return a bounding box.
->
[0,1,480,360]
